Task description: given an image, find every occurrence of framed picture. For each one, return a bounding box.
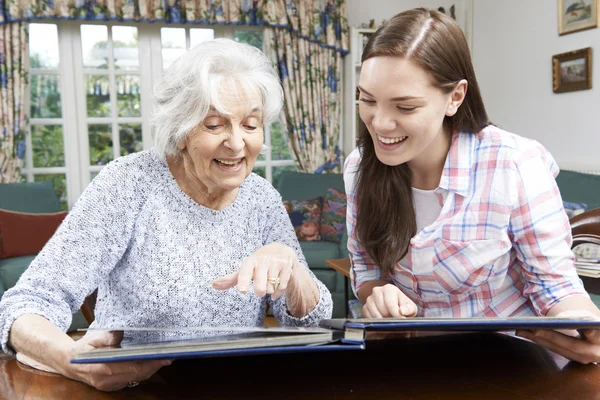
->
[558,0,598,35]
[552,47,592,93]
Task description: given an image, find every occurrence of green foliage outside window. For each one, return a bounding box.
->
[31,125,65,168]
[88,124,113,165]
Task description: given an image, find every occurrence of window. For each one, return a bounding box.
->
[23,22,294,210]
[26,24,68,209]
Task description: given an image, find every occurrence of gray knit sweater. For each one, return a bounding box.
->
[0,149,333,354]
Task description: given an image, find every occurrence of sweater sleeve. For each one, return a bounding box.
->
[257,183,333,326]
[0,156,148,355]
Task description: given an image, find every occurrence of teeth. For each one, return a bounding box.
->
[216,159,241,165]
[377,135,407,144]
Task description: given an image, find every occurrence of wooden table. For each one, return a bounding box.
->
[325,258,351,317]
[1,332,598,399]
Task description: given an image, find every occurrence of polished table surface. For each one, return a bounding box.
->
[1,332,599,399]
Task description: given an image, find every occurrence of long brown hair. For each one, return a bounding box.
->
[355,8,490,274]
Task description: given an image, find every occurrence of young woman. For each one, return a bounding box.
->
[344,8,600,364]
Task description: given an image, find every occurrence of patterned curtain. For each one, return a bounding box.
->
[264,1,348,173]
[0,23,27,183]
[0,0,348,54]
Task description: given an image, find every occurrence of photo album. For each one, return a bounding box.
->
[70,315,600,364]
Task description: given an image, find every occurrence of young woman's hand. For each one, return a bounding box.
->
[516,309,600,364]
[363,284,418,318]
[61,331,172,391]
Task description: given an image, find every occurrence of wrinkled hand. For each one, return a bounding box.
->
[212,243,297,300]
[62,331,172,391]
[363,284,418,318]
[516,310,600,364]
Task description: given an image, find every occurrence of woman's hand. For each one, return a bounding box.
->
[516,310,600,364]
[212,243,320,317]
[363,284,418,318]
[60,331,172,391]
[212,243,298,299]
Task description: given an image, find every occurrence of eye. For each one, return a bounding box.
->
[359,98,375,104]
[243,116,261,131]
[203,115,225,131]
[397,106,417,112]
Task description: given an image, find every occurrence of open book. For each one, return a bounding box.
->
[70,326,364,364]
[71,316,600,364]
[318,316,600,342]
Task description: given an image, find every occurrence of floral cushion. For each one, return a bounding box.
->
[563,201,588,219]
[319,187,347,243]
[283,197,323,241]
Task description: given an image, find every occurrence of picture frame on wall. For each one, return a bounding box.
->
[552,47,592,93]
[558,0,598,35]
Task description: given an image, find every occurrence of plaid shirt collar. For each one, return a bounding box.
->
[438,130,479,197]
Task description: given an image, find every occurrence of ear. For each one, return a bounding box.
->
[177,137,187,150]
[445,79,468,117]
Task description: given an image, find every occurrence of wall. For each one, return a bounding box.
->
[343,0,471,157]
[472,0,600,172]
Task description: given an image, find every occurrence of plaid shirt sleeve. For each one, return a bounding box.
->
[509,140,589,315]
[343,149,389,297]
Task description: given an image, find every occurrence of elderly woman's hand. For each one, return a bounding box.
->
[212,243,320,317]
[61,331,172,391]
[516,310,600,364]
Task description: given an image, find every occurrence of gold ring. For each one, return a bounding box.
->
[267,277,280,291]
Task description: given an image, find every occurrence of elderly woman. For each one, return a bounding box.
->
[0,38,333,391]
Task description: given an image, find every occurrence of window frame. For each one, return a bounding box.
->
[22,21,295,209]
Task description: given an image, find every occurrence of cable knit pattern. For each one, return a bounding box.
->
[0,149,332,355]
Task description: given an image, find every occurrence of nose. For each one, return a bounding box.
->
[371,107,397,134]
[224,126,245,154]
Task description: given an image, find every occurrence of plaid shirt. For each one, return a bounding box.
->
[344,126,588,317]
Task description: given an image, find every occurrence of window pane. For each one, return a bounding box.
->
[88,124,113,165]
[190,28,214,47]
[161,28,186,70]
[86,76,111,117]
[270,122,291,160]
[272,165,296,188]
[234,30,263,49]
[253,166,266,179]
[30,75,61,118]
[29,24,59,69]
[116,75,141,117]
[31,125,64,168]
[112,26,139,70]
[81,25,109,69]
[119,123,142,156]
[34,174,68,211]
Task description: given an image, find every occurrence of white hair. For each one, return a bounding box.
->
[150,38,284,159]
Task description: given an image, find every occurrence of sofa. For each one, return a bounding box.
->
[276,171,354,318]
[556,169,600,210]
[0,180,89,331]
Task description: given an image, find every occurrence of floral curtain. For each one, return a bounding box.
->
[0,23,27,183]
[264,1,347,173]
[0,0,348,54]
[265,26,343,173]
